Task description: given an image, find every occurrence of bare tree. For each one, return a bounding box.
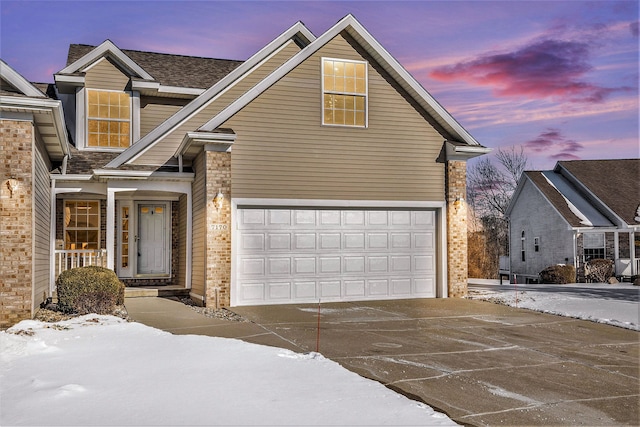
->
[467,146,529,278]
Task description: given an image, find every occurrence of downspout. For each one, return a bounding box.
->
[61,154,69,175]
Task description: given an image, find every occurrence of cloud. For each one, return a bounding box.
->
[525,128,584,161]
[631,21,639,37]
[430,38,625,103]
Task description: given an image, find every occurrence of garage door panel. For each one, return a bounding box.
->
[268,233,291,250]
[235,208,437,305]
[294,233,316,250]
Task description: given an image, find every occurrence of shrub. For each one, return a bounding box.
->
[56,266,125,314]
[585,259,614,283]
[539,264,576,284]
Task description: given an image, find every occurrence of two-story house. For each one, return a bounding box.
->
[1,15,490,328]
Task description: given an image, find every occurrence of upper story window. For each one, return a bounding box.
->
[322,58,367,127]
[87,89,131,148]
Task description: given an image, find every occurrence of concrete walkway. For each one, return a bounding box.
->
[126,297,639,426]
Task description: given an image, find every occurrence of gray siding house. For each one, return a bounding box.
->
[1,15,490,328]
[506,159,640,282]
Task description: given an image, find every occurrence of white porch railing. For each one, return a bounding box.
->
[54,249,108,279]
[615,258,640,278]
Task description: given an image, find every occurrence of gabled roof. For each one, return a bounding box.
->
[105,21,316,168]
[0,59,70,161]
[198,14,482,145]
[508,159,640,229]
[107,14,485,169]
[557,159,640,226]
[59,40,154,80]
[0,59,46,97]
[66,44,244,90]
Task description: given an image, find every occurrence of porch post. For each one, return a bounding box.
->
[185,187,192,289]
[106,188,115,270]
[49,178,56,295]
[631,231,636,276]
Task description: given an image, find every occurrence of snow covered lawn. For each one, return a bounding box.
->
[468,279,639,331]
[1,315,456,426]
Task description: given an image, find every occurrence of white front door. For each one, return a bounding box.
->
[137,203,169,275]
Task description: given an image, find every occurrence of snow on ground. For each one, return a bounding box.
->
[1,315,456,426]
[468,279,639,331]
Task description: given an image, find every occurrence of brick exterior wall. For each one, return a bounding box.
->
[1,120,34,328]
[204,150,232,308]
[446,160,468,297]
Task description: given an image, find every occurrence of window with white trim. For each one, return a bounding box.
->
[583,232,605,261]
[87,89,131,148]
[64,200,100,250]
[521,230,526,262]
[322,58,367,127]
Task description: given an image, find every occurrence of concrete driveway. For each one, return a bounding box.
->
[231,298,639,426]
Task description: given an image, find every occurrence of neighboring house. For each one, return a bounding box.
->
[506,159,640,283]
[1,15,490,328]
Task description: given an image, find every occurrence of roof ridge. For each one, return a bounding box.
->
[69,43,244,63]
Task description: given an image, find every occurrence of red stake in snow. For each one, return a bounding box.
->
[316,299,321,353]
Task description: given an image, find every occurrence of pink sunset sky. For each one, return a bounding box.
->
[2,0,638,170]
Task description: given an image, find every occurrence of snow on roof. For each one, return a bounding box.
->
[541,171,613,227]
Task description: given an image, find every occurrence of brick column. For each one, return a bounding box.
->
[0,121,34,328]
[204,150,232,308]
[446,160,468,297]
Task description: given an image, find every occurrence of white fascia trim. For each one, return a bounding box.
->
[158,86,205,96]
[342,17,480,146]
[93,169,195,181]
[50,174,93,181]
[199,14,480,148]
[556,163,627,227]
[105,22,316,169]
[1,96,71,157]
[445,142,492,161]
[0,59,46,97]
[59,40,154,80]
[131,80,160,91]
[175,131,237,156]
[53,74,85,85]
[233,198,446,209]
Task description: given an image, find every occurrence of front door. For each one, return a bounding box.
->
[137,204,168,275]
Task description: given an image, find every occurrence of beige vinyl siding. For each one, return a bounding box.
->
[177,194,188,287]
[190,151,206,296]
[132,40,302,166]
[33,136,52,310]
[225,34,446,201]
[84,58,129,91]
[139,96,187,138]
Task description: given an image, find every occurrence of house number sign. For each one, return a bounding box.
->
[210,223,228,231]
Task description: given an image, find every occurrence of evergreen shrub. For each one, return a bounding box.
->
[56,266,125,314]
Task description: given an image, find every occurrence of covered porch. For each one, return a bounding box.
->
[50,175,193,292]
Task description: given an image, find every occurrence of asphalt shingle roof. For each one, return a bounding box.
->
[525,159,640,227]
[67,44,243,89]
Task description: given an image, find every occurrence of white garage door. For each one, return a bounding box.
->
[234,208,436,306]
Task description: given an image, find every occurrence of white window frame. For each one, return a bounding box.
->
[76,87,139,151]
[321,57,368,128]
[63,199,101,250]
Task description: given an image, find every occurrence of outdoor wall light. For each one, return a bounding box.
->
[454,196,465,210]
[213,190,224,210]
[6,178,19,198]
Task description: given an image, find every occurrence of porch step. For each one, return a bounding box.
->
[125,286,190,298]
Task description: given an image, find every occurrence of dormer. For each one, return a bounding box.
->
[54,40,154,152]
[54,40,242,153]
